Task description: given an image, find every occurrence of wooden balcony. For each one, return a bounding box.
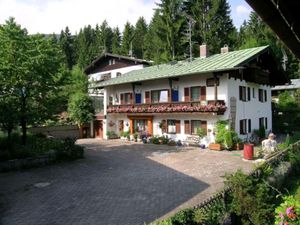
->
[107,100,226,115]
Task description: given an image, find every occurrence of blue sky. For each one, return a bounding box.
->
[0,0,252,34]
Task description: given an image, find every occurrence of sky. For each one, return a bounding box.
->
[0,0,253,34]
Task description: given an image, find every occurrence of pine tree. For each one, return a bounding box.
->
[111,27,121,54]
[75,25,97,69]
[96,20,113,53]
[132,17,148,59]
[121,22,135,56]
[156,0,185,60]
[59,26,75,70]
[144,9,169,63]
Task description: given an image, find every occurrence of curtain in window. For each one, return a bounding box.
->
[191,87,200,101]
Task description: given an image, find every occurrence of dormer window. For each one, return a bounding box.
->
[109,59,116,65]
[116,72,122,77]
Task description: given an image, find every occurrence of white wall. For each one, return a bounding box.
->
[102,73,273,140]
[227,77,272,139]
[88,64,145,81]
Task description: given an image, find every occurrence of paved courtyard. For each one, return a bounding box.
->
[0,139,254,225]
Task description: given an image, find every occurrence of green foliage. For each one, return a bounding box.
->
[133,132,139,140]
[224,169,275,225]
[278,91,298,111]
[196,127,206,138]
[150,136,160,144]
[59,26,76,70]
[0,17,65,144]
[274,195,300,225]
[121,22,135,56]
[111,27,121,54]
[215,120,237,149]
[120,131,130,139]
[254,126,266,139]
[287,145,300,174]
[133,17,148,59]
[106,131,117,139]
[159,135,169,144]
[0,134,83,161]
[171,209,196,225]
[68,92,95,127]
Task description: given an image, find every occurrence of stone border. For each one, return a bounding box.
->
[0,153,56,172]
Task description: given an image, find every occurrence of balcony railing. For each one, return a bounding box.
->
[107,100,226,115]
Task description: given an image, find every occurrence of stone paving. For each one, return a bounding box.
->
[0,139,254,225]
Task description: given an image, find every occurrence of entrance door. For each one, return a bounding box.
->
[94,120,103,138]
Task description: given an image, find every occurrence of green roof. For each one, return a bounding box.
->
[93,46,269,88]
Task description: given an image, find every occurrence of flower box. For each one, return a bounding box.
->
[209,143,224,151]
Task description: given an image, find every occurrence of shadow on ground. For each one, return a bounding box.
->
[0,140,209,225]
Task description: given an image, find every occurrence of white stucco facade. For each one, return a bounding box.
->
[103,72,273,141]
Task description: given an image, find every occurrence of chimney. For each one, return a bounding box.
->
[200,44,208,58]
[221,45,229,54]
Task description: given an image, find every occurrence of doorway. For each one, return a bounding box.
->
[94,120,103,138]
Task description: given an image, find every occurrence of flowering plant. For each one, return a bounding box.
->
[275,196,300,225]
[107,103,226,114]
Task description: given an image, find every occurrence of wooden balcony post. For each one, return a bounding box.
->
[130,119,134,134]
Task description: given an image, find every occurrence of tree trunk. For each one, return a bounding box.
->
[21,117,27,145]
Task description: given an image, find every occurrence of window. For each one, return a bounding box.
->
[164,120,181,134]
[259,117,265,129]
[240,119,247,135]
[151,90,169,103]
[239,86,246,101]
[191,86,200,101]
[135,93,141,104]
[121,93,132,104]
[191,120,201,135]
[116,72,122,77]
[167,120,177,134]
[134,119,147,132]
[258,89,264,102]
[252,87,256,98]
[259,117,268,129]
[109,59,115,65]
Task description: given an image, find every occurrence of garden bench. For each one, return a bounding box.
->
[182,135,200,146]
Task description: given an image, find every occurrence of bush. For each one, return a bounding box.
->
[159,135,169,144]
[106,131,118,139]
[55,138,84,161]
[274,195,300,225]
[0,135,84,162]
[171,209,196,225]
[150,136,160,144]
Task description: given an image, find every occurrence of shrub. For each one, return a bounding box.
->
[171,209,196,225]
[159,135,169,144]
[224,169,276,225]
[106,131,118,139]
[150,136,160,144]
[274,195,300,225]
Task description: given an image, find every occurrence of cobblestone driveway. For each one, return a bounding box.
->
[0,139,254,225]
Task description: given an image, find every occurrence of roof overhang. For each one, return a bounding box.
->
[245,0,300,59]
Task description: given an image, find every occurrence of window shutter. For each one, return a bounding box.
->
[200,86,206,101]
[184,120,190,134]
[184,87,190,102]
[248,119,251,133]
[201,121,207,135]
[247,87,251,101]
[168,89,171,102]
[264,90,267,102]
[130,93,133,104]
[239,86,243,101]
[145,91,150,103]
[120,93,124,104]
[240,120,243,135]
[265,117,268,129]
[175,120,181,134]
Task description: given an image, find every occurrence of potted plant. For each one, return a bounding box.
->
[133,132,139,142]
[209,120,227,151]
[197,127,206,149]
